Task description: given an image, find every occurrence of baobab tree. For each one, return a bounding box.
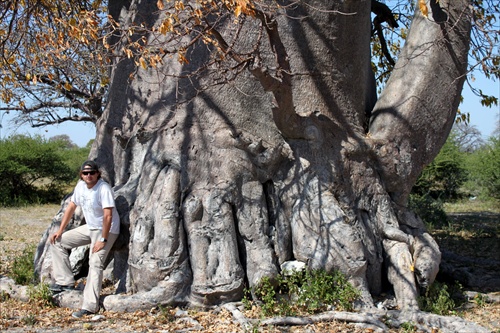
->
[28,0,490,318]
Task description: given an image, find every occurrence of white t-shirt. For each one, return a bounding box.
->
[71,179,120,234]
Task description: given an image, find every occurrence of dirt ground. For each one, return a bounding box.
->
[1,204,499,332]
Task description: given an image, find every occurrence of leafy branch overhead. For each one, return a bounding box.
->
[0,0,498,129]
[0,0,109,127]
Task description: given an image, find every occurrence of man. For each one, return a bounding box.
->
[50,160,120,318]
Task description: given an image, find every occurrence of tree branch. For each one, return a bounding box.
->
[369,0,473,201]
[29,115,95,127]
[371,1,399,66]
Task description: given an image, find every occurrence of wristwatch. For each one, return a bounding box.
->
[100,237,107,243]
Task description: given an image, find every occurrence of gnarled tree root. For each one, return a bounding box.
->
[223,302,490,333]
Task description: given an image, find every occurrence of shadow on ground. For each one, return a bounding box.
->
[434,212,500,292]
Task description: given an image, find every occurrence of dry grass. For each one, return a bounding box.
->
[0,204,59,268]
[444,198,500,214]
[1,205,499,332]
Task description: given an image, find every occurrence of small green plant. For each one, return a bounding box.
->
[473,293,489,307]
[248,322,260,333]
[157,305,175,323]
[28,283,55,307]
[11,245,36,285]
[408,194,448,228]
[0,290,10,302]
[0,233,4,241]
[400,321,417,333]
[418,281,463,315]
[254,269,360,317]
[241,289,253,311]
[21,314,37,326]
[291,269,360,313]
[254,276,279,316]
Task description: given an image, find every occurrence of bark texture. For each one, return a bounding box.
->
[36,0,472,312]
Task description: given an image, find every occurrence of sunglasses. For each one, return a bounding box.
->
[82,171,97,176]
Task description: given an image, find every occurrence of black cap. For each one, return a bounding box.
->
[81,160,99,172]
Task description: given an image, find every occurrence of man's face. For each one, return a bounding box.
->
[81,168,99,188]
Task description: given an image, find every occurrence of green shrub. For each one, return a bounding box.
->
[0,290,10,302]
[28,283,54,307]
[467,137,500,200]
[408,194,448,228]
[473,293,489,307]
[290,269,359,313]
[253,269,360,317]
[254,276,280,316]
[21,314,37,326]
[0,135,75,206]
[412,133,467,201]
[400,322,417,333]
[418,281,463,315]
[11,245,36,285]
[157,305,176,323]
[58,146,91,181]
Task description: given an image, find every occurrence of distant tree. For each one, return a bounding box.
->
[49,135,91,180]
[466,137,500,199]
[85,139,95,149]
[61,146,92,179]
[412,133,468,201]
[452,122,485,152]
[492,116,500,139]
[49,135,78,149]
[0,135,74,205]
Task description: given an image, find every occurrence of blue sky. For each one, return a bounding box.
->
[460,74,499,139]
[1,75,499,147]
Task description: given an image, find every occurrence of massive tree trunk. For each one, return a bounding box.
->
[36,0,471,311]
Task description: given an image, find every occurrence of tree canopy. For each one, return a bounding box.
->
[0,134,78,205]
[0,0,498,130]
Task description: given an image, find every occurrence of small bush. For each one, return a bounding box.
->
[21,314,37,326]
[11,245,36,285]
[0,290,10,302]
[28,283,54,307]
[290,269,359,313]
[254,276,280,316]
[408,194,448,228]
[400,322,417,333]
[473,293,489,308]
[157,305,176,323]
[253,269,360,317]
[418,281,463,315]
[412,133,467,201]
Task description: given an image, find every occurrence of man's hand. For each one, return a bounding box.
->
[50,232,62,244]
[92,241,106,253]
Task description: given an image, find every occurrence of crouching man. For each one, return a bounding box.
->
[50,160,120,318]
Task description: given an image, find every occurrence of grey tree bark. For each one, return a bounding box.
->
[35,0,472,312]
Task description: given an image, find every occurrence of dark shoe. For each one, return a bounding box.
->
[72,309,94,318]
[50,284,75,293]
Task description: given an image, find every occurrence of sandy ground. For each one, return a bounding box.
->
[0,204,58,263]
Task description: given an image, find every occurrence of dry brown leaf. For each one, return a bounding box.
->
[419,0,428,17]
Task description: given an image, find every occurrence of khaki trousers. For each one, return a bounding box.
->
[51,225,118,313]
